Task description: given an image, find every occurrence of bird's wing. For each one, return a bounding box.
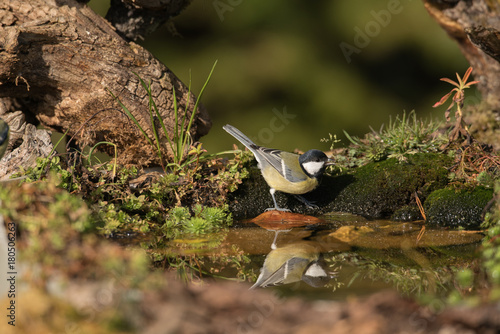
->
[254,147,283,172]
[256,148,308,183]
[255,257,310,288]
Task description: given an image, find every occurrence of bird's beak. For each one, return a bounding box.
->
[326,158,335,166]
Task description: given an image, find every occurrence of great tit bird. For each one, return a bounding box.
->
[0,119,9,160]
[223,124,333,211]
[250,241,332,289]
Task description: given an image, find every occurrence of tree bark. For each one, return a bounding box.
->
[0,0,211,166]
[422,0,500,114]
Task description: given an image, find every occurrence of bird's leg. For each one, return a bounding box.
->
[295,195,319,209]
[270,229,292,249]
[265,188,290,212]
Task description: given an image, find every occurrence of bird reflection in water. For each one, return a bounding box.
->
[250,229,336,289]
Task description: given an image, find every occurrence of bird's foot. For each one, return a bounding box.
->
[295,195,319,209]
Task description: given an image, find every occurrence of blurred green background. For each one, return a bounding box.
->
[89,0,468,154]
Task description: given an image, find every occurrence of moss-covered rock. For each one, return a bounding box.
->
[424,186,494,229]
[391,205,424,221]
[229,153,453,219]
[325,153,452,218]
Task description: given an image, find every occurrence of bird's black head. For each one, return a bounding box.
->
[299,149,333,178]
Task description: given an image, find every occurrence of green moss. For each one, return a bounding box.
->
[481,181,500,292]
[163,204,232,237]
[328,153,452,218]
[424,186,494,229]
[229,152,453,219]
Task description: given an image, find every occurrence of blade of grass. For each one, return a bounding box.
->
[112,61,218,171]
[147,81,164,166]
[174,81,185,164]
[133,73,168,170]
[142,76,177,165]
[179,60,218,164]
[343,129,359,145]
[173,84,178,151]
[178,72,192,163]
[149,89,176,166]
[49,128,71,158]
[398,111,407,149]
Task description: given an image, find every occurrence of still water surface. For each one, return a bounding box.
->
[144,212,483,301]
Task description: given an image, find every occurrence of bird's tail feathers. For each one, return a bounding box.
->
[223,124,258,151]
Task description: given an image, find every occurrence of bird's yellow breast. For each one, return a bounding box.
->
[261,166,319,195]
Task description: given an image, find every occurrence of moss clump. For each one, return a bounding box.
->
[328,153,452,218]
[424,186,494,229]
[481,181,500,297]
[162,204,232,237]
[0,175,151,282]
[14,149,251,236]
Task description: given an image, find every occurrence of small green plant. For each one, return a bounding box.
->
[480,180,500,300]
[340,110,446,166]
[16,156,79,192]
[320,133,341,151]
[163,204,232,237]
[433,66,479,146]
[109,61,217,172]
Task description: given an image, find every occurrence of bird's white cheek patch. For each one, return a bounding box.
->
[304,263,328,277]
[302,161,324,176]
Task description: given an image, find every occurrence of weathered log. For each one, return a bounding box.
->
[0,99,53,180]
[0,0,211,166]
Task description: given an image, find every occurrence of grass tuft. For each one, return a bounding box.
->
[109,61,218,172]
[337,110,447,168]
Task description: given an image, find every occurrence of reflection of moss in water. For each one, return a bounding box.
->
[147,234,255,283]
[425,186,494,229]
[322,220,485,302]
[327,251,481,300]
[355,242,481,268]
[331,224,487,303]
[142,205,255,282]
